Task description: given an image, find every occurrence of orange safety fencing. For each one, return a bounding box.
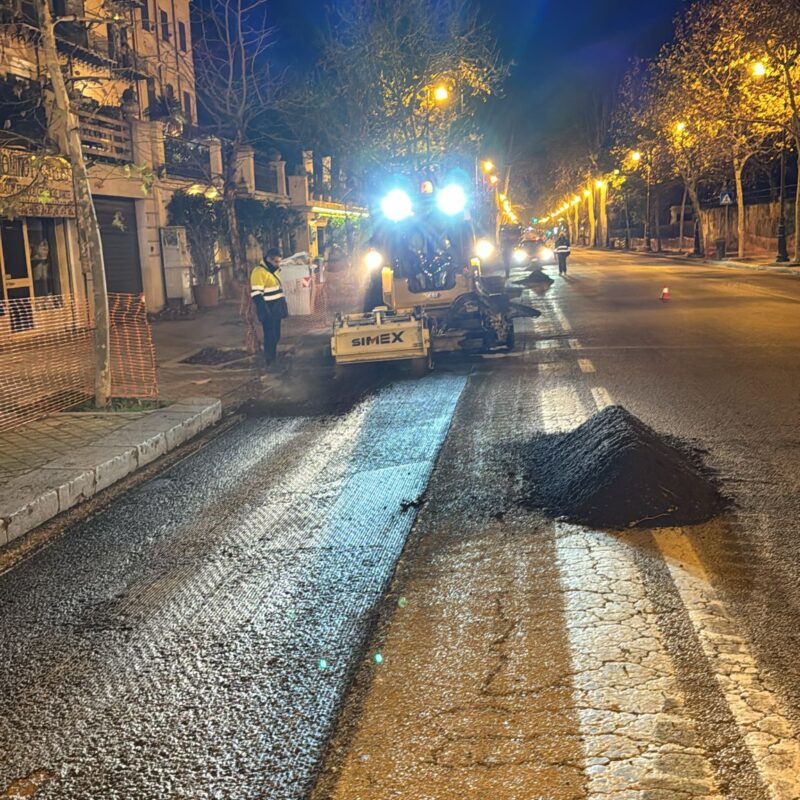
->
[108,293,158,400]
[0,292,158,432]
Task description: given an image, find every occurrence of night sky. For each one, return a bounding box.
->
[266,0,684,155]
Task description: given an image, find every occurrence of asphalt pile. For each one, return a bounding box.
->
[521,405,725,528]
[516,269,554,285]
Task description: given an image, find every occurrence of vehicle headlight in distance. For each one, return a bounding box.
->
[475,238,495,260]
[540,246,554,260]
[364,249,384,271]
[380,189,413,222]
[512,248,528,264]
[436,183,467,216]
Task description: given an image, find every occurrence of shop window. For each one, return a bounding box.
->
[159,8,170,41]
[178,20,187,51]
[183,91,192,121]
[27,219,60,297]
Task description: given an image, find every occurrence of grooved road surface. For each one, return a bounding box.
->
[0,376,466,799]
[313,251,800,800]
[3,251,800,799]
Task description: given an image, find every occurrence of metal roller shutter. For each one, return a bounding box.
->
[94,197,143,295]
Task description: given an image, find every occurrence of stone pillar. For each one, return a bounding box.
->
[288,174,309,206]
[234,143,255,194]
[275,159,287,196]
[208,138,223,183]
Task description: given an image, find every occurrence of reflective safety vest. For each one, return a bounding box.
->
[250,261,284,302]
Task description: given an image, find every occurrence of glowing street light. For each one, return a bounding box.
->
[675,121,687,133]
[595,179,606,189]
[631,150,642,162]
[583,189,591,198]
[489,174,499,185]
[752,61,767,78]
[482,160,495,173]
[433,85,450,103]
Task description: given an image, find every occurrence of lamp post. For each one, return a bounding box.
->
[424,83,450,171]
[776,119,790,263]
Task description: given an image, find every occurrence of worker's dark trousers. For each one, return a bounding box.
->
[260,311,282,366]
[557,253,568,274]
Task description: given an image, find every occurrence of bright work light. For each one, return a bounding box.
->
[475,238,495,260]
[512,248,528,264]
[436,184,467,216]
[364,249,384,270]
[380,189,413,222]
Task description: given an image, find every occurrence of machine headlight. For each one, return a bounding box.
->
[380,189,413,222]
[512,248,528,264]
[364,249,384,270]
[475,238,495,260]
[436,184,467,216]
[540,246,554,260]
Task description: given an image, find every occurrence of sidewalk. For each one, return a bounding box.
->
[0,301,331,550]
[606,246,800,276]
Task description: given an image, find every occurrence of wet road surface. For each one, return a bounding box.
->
[3,250,800,798]
[313,251,800,799]
[0,376,466,798]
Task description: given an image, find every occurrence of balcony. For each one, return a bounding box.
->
[77,109,133,163]
[254,160,280,195]
[164,137,210,181]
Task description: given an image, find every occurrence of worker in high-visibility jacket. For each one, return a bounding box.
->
[555,232,571,276]
[250,247,288,371]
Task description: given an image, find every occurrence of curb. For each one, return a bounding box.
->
[0,398,222,547]
[600,248,800,277]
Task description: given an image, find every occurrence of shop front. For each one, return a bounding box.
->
[0,148,78,332]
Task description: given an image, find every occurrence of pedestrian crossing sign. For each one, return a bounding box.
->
[720,191,734,206]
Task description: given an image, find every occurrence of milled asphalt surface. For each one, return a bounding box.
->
[3,250,800,799]
[0,375,466,798]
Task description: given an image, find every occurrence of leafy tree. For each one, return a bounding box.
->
[167,191,227,285]
[311,0,507,181]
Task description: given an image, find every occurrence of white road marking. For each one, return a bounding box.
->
[553,305,573,333]
[568,338,581,350]
[653,533,800,800]
[577,358,595,373]
[591,387,614,409]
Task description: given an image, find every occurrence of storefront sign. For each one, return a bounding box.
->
[0,149,74,217]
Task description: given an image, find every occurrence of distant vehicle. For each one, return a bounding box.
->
[520,237,555,266]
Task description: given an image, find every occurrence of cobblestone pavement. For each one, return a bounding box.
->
[314,253,800,800]
[0,414,140,483]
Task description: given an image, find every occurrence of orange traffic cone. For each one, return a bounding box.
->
[661,287,670,302]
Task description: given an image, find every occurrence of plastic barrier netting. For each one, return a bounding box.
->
[0,292,158,431]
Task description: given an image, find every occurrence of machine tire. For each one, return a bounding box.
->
[409,354,432,377]
[504,323,515,351]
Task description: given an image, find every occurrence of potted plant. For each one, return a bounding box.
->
[167,190,225,307]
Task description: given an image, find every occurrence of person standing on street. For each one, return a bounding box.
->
[555,231,571,276]
[250,247,288,373]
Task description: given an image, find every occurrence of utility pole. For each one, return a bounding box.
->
[644,156,652,253]
[36,0,111,406]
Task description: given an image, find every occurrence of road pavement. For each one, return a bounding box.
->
[2,249,800,799]
[313,249,800,799]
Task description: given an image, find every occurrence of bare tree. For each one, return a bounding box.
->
[34,0,111,405]
[191,0,287,278]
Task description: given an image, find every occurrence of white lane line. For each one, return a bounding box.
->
[553,305,573,333]
[577,358,595,373]
[568,338,581,350]
[653,533,800,800]
[555,525,721,799]
[591,387,614,409]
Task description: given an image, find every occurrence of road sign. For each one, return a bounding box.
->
[720,191,734,206]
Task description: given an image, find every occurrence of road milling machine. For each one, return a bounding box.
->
[330,177,540,370]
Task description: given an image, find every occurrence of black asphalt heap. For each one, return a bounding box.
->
[520,405,726,528]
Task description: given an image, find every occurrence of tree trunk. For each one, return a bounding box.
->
[36,0,110,406]
[794,132,800,263]
[587,180,596,247]
[654,189,662,252]
[599,183,608,247]
[734,157,746,259]
[573,204,579,244]
[678,187,687,253]
[686,181,703,255]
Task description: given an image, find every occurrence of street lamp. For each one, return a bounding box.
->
[752,61,767,78]
[433,85,450,103]
[482,160,495,173]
